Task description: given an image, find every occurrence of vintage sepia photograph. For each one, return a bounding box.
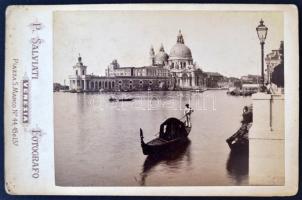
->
[53,10,285,187]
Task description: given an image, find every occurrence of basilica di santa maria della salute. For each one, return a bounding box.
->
[69,30,211,92]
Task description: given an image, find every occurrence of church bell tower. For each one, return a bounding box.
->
[73,54,87,76]
[149,46,155,66]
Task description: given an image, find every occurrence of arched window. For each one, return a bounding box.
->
[76,70,78,75]
[105,81,107,88]
[82,70,85,75]
[112,81,115,88]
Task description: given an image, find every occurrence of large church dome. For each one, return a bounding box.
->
[169,30,192,59]
[170,44,192,59]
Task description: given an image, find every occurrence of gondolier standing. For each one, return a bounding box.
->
[184,104,193,127]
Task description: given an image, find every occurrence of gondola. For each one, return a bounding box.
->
[226,123,252,152]
[109,97,134,102]
[190,89,206,93]
[226,105,253,152]
[140,117,191,155]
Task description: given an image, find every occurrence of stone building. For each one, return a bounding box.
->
[265,41,284,84]
[69,30,207,92]
[204,72,224,88]
[240,74,262,84]
[69,56,170,92]
[166,31,205,90]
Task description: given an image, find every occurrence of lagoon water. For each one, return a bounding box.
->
[54,90,252,186]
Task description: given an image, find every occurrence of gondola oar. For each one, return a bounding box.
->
[179,115,186,120]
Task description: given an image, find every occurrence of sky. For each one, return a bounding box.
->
[54,10,283,84]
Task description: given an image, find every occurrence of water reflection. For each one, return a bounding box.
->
[55,91,253,186]
[226,150,249,185]
[139,139,191,186]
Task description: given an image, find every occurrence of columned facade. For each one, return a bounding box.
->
[167,30,205,89]
[68,30,207,92]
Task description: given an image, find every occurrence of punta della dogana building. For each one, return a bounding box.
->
[68,30,208,92]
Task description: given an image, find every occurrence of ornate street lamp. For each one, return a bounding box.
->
[256,19,268,89]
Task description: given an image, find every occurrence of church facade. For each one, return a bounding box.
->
[69,31,206,92]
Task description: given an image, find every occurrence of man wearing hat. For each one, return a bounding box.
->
[184,104,194,127]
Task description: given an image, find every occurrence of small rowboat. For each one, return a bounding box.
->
[140,118,191,155]
[190,89,206,93]
[109,97,134,102]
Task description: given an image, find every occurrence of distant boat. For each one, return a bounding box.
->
[207,87,228,90]
[227,87,240,96]
[69,89,77,93]
[190,88,206,93]
[140,117,191,155]
[109,97,134,102]
[227,86,258,96]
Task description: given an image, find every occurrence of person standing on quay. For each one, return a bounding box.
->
[184,104,194,127]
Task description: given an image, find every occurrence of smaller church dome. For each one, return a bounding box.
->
[154,44,169,65]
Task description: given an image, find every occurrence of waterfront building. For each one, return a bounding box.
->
[69,30,209,92]
[53,83,69,92]
[225,77,241,88]
[241,83,260,93]
[265,41,284,85]
[166,31,205,89]
[217,77,231,89]
[69,55,170,92]
[204,72,224,88]
[240,74,261,84]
